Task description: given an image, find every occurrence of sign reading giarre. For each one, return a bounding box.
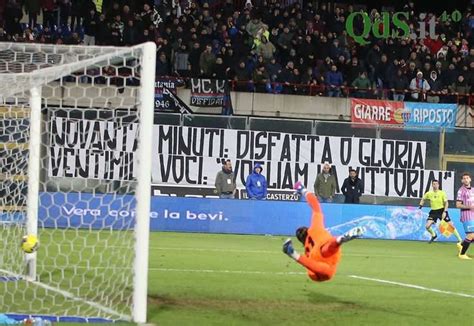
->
[351,98,457,129]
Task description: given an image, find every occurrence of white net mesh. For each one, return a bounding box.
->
[0,43,153,322]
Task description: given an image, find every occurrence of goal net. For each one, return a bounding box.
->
[0,42,156,323]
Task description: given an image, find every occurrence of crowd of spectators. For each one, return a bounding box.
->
[0,0,473,102]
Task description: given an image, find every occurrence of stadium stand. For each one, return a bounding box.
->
[0,0,472,103]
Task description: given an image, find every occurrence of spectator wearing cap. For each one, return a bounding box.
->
[245,163,267,200]
[409,71,430,101]
[427,71,446,103]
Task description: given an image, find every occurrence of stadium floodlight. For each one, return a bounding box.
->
[0,42,156,323]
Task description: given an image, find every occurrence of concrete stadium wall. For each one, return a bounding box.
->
[40,82,471,127]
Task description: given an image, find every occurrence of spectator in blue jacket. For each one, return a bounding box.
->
[245,163,268,200]
[325,64,344,97]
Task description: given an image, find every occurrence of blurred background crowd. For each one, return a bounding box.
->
[0,0,472,102]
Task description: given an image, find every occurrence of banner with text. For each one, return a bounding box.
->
[404,102,457,129]
[155,78,178,110]
[351,98,406,125]
[32,193,465,242]
[190,79,225,107]
[48,117,456,199]
[351,98,457,130]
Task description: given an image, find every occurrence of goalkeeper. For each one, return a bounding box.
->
[283,182,365,282]
[419,180,462,248]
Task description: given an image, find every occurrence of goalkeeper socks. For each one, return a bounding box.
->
[453,229,462,242]
[291,251,301,261]
[426,227,436,237]
[460,238,471,255]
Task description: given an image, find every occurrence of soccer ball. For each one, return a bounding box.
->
[21,235,39,253]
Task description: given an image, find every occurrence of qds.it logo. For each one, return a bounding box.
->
[346,10,462,45]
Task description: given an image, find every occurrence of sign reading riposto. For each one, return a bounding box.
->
[404,102,457,128]
[351,99,457,130]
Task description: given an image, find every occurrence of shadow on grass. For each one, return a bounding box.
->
[306,289,432,321]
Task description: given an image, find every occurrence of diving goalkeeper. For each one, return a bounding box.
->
[283,182,365,282]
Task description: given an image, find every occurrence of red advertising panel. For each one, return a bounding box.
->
[351,98,407,125]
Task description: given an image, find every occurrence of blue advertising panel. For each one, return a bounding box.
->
[404,102,457,130]
[13,192,464,242]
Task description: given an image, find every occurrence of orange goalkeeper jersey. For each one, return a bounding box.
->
[304,193,341,267]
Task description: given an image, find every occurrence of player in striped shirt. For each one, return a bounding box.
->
[455,172,474,260]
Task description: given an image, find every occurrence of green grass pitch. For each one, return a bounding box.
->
[2,230,473,325]
[147,232,473,326]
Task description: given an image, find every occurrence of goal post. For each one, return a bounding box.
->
[0,42,156,323]
[25,86,41,282]
[132,42,155,324]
